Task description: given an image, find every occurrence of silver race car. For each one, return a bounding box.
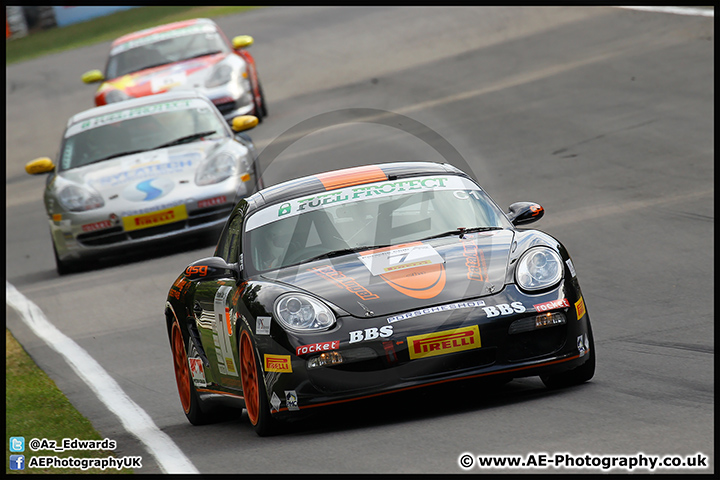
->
[25,91,262,275]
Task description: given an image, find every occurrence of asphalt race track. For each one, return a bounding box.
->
[6,7,713,474]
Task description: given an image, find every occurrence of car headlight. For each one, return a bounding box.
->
[104,89,132,103]
[205,64,234,88]
[195,153,237,186]
[515,247,563,291]
[274,293,336,332]
[57,184,104,212]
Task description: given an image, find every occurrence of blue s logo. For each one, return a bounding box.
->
[136,179,163,201]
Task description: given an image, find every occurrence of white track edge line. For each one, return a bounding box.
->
[6,281,199,474]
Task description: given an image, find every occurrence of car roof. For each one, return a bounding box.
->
[112,18,217,47]
[65,91,212,127]
[247,162,471,212]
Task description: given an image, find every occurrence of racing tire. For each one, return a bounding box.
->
[258,82,268,118]
[541,318,596,389]
[239,328,280,436]
[53,239,78,275]
[170,321,217,425]
[252,83,264,124]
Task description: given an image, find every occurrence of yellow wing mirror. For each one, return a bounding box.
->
[82,69,105,84]
[232,35,254,49]
[26,157,56,175]
[231,115,259,133]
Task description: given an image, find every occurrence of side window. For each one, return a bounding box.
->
[215,213,244,263]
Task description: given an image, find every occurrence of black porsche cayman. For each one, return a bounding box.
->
[164,161,595,435]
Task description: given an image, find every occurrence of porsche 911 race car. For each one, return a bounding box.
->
[81,18,267,123]
[164,162,595,436]
[25,90,262,275]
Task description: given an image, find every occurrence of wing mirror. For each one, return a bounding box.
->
[231,115,259,133]
[184,257,240,281]
[232,35,254,49]
[26,157,56,175]
[507,202,544,226]
[81,69,105,84]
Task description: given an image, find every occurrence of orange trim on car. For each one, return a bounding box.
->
[315,165,387,190]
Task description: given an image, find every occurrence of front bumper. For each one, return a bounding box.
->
[205,78,255,122]
[50,176,253,263]
[254,283,592,420]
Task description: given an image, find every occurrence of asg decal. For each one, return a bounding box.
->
[349,326,393,344]
[483,302,526,318]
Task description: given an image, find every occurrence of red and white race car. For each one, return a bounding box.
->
[82,18,267,123]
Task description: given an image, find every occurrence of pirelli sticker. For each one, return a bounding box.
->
[575,296,587,320]
[408,325,481,360]
[264,354,292,373]
[122,204,187,231]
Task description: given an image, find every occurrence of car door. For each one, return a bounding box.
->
[191,208,246,391]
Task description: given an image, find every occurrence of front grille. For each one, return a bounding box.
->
[188,204,233,227]
[75,205,231,246]
[76,226,125,246]
[214,100,238,116]
[505,325,567,362]
[127,221,186,240]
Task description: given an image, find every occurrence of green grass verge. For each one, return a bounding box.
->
[6,6,260,65]
[6,329,134,474]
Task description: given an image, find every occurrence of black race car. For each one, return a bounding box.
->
[164,161,595,435]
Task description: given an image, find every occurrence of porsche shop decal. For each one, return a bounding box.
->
[407,325,481,360]
[387,300,486,324]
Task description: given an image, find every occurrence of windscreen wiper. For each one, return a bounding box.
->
[298,244,393,265]
[420,226,503,241]
[153,131,217,149]
[181,51,222,61]
[80,149,150,166]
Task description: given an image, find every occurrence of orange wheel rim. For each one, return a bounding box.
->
[171,322,192,414]
[240,331,259,425]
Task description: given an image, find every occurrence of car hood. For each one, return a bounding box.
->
[59,138,237,203]
[262,229,515,318]
[101,53,228,97]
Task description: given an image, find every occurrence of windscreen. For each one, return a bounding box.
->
[60,98,228,171]
[245,175,511,273]
[106,23,229,78]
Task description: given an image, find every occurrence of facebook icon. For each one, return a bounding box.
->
[10,455,25,470]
